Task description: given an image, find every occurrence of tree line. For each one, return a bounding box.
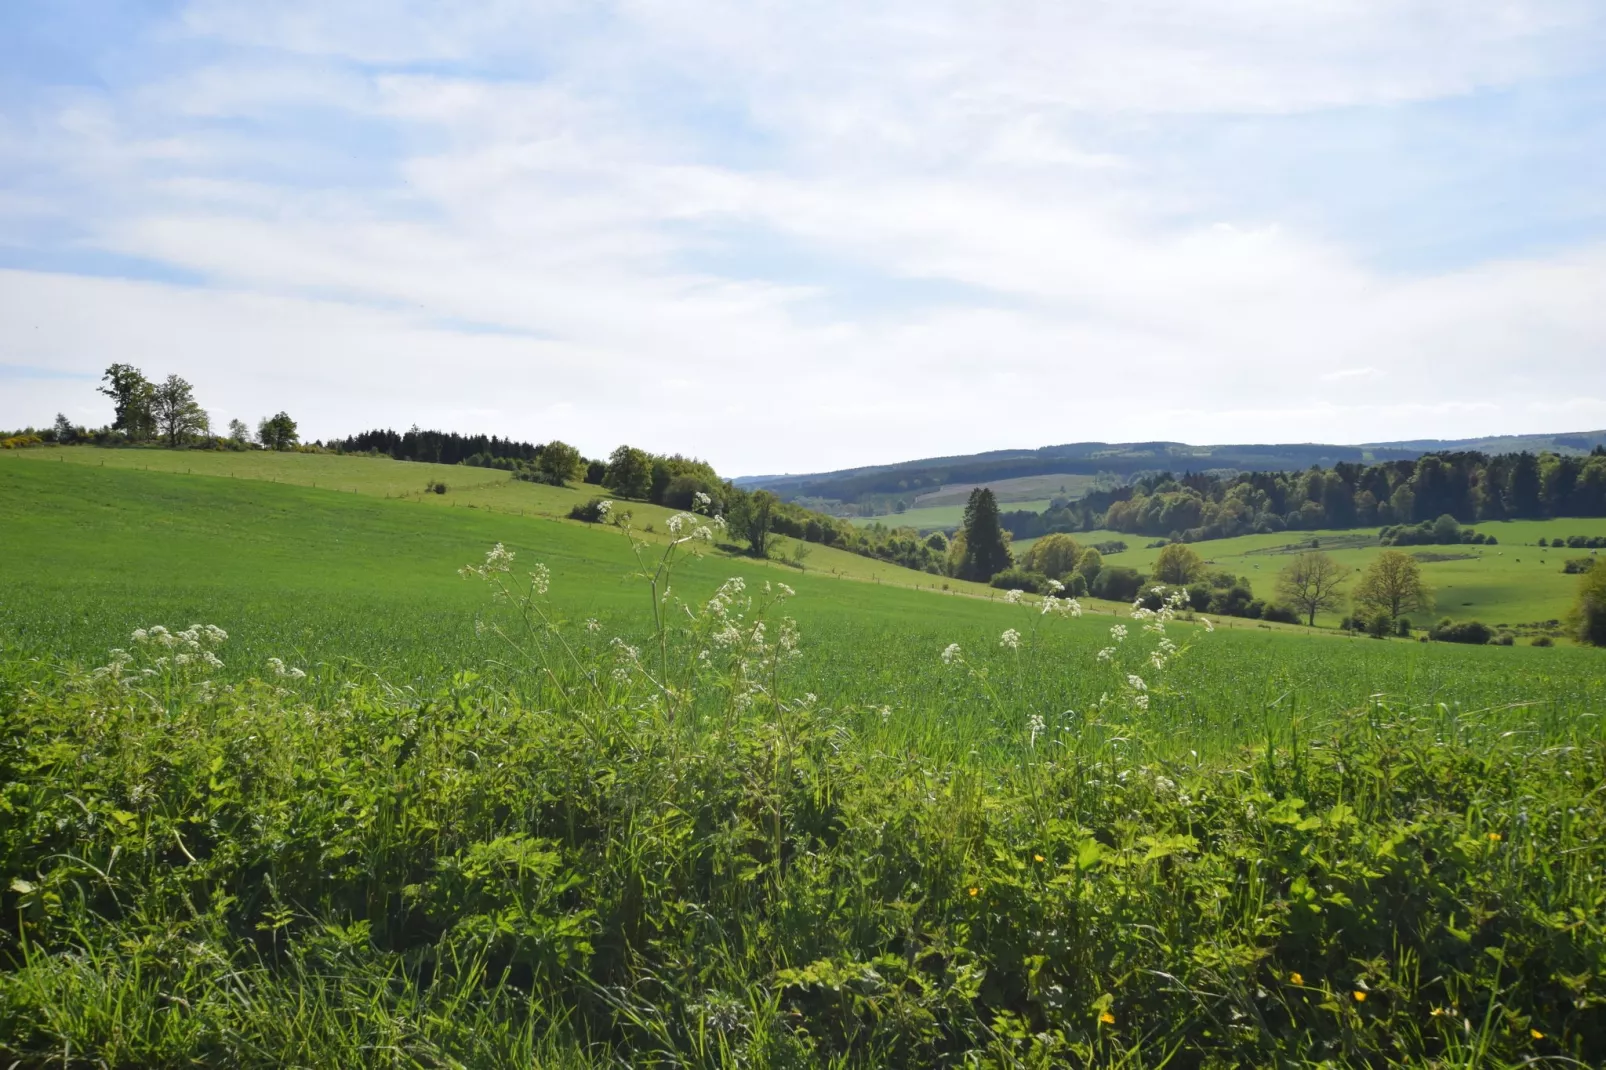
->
[4,364,300,452]
[1001,449,1606,543]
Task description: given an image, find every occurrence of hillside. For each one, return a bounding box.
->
[742,431,1606,510]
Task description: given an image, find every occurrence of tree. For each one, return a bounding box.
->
[958,488,1011,582]
[536,440,583,485]
[1024,533,1081,580]
[257,412,300,451]
[1075,547,1103,587]
[1275,551,1350,626]
[227,419,250,444]
[604,445,653,499]
[1353,550,1432,628]
[730,489,776,557]
[51,413,75,443]
[1153,543,1205,585]
[151,375,209,446]
[1572,563,1606,646]
[98,363,156,440]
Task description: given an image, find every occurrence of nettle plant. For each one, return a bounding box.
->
[459,492,805,732]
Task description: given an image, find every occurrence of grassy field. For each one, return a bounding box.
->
[910,473,1098,508]
[2,450,1605,1066]
[849,499,1057,531]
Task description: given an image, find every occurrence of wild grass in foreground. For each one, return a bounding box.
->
[2,520,1604,1067]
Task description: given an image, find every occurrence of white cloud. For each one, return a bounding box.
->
[2,1,1604,472]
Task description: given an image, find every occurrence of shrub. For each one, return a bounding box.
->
[1091,565,1143,602]
[1396,617,1413,638]
[1431,619,1494,645]
[1532,636,1554,647]
[1563,558,1595,574]
[1493,634,1515,646]
[426,480,448,495]
[568,498,616,524]
[989,568,1048,594]
[1574,564,1606,646]
[1261,603,1300,625]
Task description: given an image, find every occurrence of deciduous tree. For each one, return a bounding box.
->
[1275,551,1350,626]
[152,374,209,446]
[536,440,583,485]
[257,412,300,451]
[1353,550,1432,628]
[1152,543,1205,585]
[98,363,156,440]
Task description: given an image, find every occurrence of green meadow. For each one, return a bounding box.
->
[849,499,1057,532]
[2,449,1605,1066]
[1017,520,1606,631]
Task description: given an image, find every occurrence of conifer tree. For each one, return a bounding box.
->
[959,487,1011,582]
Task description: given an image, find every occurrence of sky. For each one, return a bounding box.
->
[2,1,1605,476]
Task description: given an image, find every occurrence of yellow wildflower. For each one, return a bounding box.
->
[968,886,979,897]
[1034,854,1045,863]
[1488,832,1502,842]
[1289,972,1304,985]
[1531,1029,1544,1040]
[1099,1011,1116,1025]
[1353,991,1367,1002]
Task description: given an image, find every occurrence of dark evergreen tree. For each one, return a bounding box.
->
[959,488,1011,582]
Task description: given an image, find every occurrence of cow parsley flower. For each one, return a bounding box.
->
[1000,628,1021,650]
[1110,624,1128,643]
[1003,589,1023,605]
[1027,713,1046,747]
[1127,674,1147,691]
[941,643,962,664]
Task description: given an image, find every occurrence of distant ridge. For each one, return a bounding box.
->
[740,431,1606,508]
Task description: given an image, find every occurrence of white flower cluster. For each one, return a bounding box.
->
[1027,713,1046,747]
[941,642,963,665]
[266,657,307,680]
[1003,589,1024,605]
[999,628,1021,650]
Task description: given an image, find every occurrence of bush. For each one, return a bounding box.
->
[426,481,448,495]
[1396,617,1413,638]
[568,498,616,524]
[1532,636,1554,647]
[1493,634,1515,646]
[1430,619,1494,645]
[989,568,1048,594]
[1090,566,1144,602]
[1563,558,1595,574]
[1261,603,1300,625]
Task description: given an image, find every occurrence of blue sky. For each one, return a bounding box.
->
[3,1,1605,473]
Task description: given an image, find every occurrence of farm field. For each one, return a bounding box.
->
[2,452,1605,1066]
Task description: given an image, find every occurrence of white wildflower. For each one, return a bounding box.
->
[1149,652,1167,671]
[1000,628,1021,650]
[597,499,613,518]
[1027,713,1046,747]
[1110,624,1128,643]
[1127,674,1147,691]
[1003,589,1023,605]
[529,563,551,596]
[1131,693,1150,711]
[776,582,795,598]
[693,491,713,510]
[1096,647,1115,662]
[941,642,962,664]
[1201,617,1215,632]
[1046,578,1065,594]
[585,618,601,632]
